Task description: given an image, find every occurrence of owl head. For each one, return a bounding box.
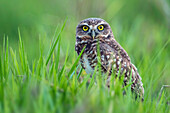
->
[76,18,114,42]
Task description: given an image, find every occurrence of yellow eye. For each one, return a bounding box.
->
[82,25,89,31]
[98,25,104,31]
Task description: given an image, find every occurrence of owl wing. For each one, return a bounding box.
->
[99,43,144,98]
[107,39,131,62]
[99,42,127,73]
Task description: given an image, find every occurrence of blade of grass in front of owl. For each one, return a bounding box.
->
[88,66,97,92]
[67,45,86,78]
[96,41,103,89]
[127,68,133,100]
[69,64,80,80]
[122,81,133,91]
[77,66,83,79]
[96,41,101,74]
[70,67,79,93]
[117,63,122,79]
[78,73,91,88]
[45,18,67,66]
[109,69,115,95]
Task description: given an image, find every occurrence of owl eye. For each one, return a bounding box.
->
[98,25,104,31]
[82,25,89,32]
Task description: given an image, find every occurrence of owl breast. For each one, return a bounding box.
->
[80,42,98,74]
[82,54,94,74]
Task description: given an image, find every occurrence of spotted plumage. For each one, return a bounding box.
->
[75,18,144,99]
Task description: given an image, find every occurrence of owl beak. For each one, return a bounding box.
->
[92,30,95,40]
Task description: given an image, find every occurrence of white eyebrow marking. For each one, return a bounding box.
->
[96,21,105,26]
[79,23,89,26]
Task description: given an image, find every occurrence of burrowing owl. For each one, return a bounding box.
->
[75,18,144,99]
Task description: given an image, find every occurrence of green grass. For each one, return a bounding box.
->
[0,18,169,113]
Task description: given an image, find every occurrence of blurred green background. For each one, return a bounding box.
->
[0,0,169,38]
[0,0,169,49]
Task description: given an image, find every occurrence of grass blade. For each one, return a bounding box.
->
[10,48,21,75]
[46,18,67,66]
[2,36,5,77]
[77,66,83,79]
[0,40,4,109]
[67,45,86,78]
[69,64,79,80]
[0,47,2,80]
[57,45,69,81]
[18,28,26,73]
[56,37,61,73]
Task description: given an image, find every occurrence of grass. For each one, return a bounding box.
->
[0,18,170,113]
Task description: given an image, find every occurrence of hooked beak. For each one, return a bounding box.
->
[91,30,95,40]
